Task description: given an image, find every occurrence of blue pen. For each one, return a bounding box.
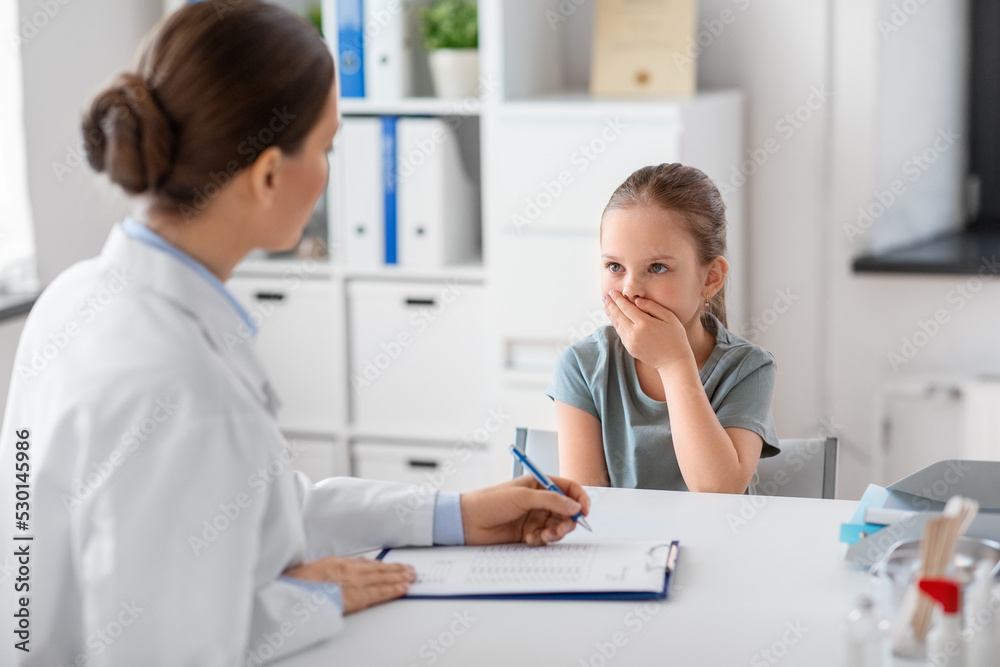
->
[508,444,592,532]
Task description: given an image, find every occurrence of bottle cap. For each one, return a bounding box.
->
[918,578,960,614]
[854,595,875,610]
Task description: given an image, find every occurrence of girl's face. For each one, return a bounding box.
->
[600,206,714,329]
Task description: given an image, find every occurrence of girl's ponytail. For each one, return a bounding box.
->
[707,283,727,329]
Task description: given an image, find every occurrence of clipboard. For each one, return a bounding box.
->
[376,541,680,601]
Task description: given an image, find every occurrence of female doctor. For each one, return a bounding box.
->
[0,2,589,665]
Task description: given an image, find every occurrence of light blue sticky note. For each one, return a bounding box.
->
[839,484,890,544]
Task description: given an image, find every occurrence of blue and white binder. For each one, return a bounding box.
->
[337,0,365,97]
[396,118,479,268]
[339,115,480,268]
[364,0,412,99]
[381,116,398,265]
[338,118,384,268]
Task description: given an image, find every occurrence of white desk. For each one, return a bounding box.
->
[276,488,916,667]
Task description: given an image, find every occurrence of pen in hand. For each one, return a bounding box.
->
[508,444,593,532]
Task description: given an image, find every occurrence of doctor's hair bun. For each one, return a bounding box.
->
[83,72,174,196]
[79,0,334,218]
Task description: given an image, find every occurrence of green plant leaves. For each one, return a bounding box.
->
[420,0,478,50]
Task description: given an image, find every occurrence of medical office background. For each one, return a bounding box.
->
[0,0,995,502]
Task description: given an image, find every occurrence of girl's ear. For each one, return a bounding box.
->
[704,256,729,298]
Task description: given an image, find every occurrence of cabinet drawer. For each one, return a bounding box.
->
[226,277,342,433]
[347,280,490,439]
[352,441,491,493]
[493,233,609,372]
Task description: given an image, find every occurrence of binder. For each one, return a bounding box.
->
[337,0,365,97]
[381,116,398,265]
[338,118,384,267]
[396,117,479,268]
[377,541,680,601]
[339,116,481,269]
[363,0,412,100]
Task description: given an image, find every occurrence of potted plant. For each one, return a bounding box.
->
[420,0,479,99]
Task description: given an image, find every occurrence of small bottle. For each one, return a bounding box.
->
[919,578,965,667]
[844,595,891,666]
[965,566,1000,667]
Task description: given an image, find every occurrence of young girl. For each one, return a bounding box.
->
[547,163,778,493]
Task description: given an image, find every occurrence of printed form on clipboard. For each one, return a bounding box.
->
[377,541,680,601]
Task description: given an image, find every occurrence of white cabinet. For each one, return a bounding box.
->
[878,383,964,485]
[352,440,492,493]
[347,280,490,440]
[485,112,681,235]
[226,276,343,434]
[287,436,351,483]
[486,94,745,379]
[877,377,1000,485]
[492,233,605,376]
[225,0,745,489]
[486,100,744,391]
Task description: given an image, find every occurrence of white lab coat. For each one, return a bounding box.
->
[0,224,436,666]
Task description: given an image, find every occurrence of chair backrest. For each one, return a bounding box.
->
[751,437,838,500]
[511,428,838,499]
[511,427,560,478]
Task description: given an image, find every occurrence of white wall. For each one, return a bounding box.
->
[0,1,160,420]
[696,0,984,498]
[695,0,831,457]
[828,0,1000,497]
[867,0,967,253]
[19,0,162,285]
[0,1,37,291]
[0,316,28,414]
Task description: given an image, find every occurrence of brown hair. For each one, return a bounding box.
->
[83,0,334,218]
[601,163,729,329]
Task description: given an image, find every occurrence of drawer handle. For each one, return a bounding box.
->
[254,292,286,301]
[404,298,435,307]
[407,459,438,469]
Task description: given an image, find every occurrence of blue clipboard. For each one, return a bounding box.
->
[376,541,680,601]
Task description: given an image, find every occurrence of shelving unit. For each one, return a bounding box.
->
[338,97,483,117]
[227,0,746,489]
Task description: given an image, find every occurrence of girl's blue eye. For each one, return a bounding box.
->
[606,262,623,273]
[650,263,668,274]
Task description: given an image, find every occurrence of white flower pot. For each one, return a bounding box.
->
[428,48,480,99]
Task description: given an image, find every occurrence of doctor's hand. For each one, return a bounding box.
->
[460,475,590,546]
[283,556,417,614]
[603,291,692,372]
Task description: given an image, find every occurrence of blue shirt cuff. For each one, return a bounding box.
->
[279,576,343,612]
[432,491,465,546]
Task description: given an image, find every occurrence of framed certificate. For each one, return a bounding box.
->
[590,0,697,96]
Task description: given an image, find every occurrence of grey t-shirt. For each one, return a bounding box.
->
[546,316,779,491]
